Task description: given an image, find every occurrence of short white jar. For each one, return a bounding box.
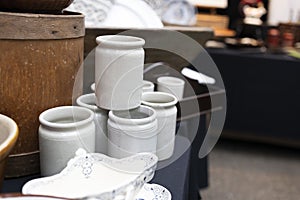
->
[142,80,155,93]
[141,92,178,161]
[107,105,157,159]
[76,93,108,154]
[157,76,185,100]
[95,35,145,110]
[39,106,95,176]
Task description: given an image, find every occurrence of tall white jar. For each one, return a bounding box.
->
[39,106,95,176]
[141,92,178,161]
[76,93,108,154]
[107,105,158,159]
[95,35,145,110]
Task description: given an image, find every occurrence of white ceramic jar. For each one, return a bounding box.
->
[95,35,145,110]
[141,92,178,161]
[142,80,155,93]
[157,76,185,100]
[39,106,95,176]
[76,93,108,154]
[107,105,157,159]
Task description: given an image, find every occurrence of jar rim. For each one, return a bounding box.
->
[142,80,154,89]
[109,105,156,125]
[76,93,107,114]
[39,106,94,129]
[157,76,185,87]
[141,92,178,108]
[76,93,97,111]
[96,35,145,49]
[0,114,19,153]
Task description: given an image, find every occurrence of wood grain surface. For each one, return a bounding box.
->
[0,12,84,177]
[0,11,84,40]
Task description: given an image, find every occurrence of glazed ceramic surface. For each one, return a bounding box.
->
[157,76,185,101]
[76,93,108,154]
[66,0,163,28]
[101,0,163,28]
[95,35,145,110]
[135,183,171,200]
[142,80,155,93]
[0,114,19,188]
[66,0,114,27]
[22,149,158,200]
[0,114,19,159]
[161,0,196,26]
[141,92,177,161]
[108,105,158,159]
[38,106,95,176]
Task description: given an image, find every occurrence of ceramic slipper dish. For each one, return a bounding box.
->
[135,183,171,200]
[22,149,158,200]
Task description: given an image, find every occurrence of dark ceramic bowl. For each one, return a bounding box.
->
[0,0,74,13]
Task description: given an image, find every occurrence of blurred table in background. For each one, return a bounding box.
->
[207,47,300,148]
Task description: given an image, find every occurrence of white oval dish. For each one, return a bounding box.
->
[22,149,158,200]
[135,183,171,200]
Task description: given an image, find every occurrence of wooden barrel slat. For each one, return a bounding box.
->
[0,11,84,177]
[0,11,85,40]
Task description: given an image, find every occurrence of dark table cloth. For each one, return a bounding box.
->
[207,47,300,143]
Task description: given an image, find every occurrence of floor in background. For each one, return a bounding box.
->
[200,138,300,200]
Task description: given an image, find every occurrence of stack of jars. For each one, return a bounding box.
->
[91,35,178,160]
[38,34,182,177]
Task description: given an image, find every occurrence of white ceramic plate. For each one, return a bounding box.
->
[22,149,158,200]
[161,0,197,26]
[101,0,163,28]
[66,0,163,28]
[135,183,171,200]
[66,0,115,28]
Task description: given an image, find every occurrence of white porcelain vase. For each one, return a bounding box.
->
[95,35,145,110]
[107,105,158,159]
[76,93,108,154]
[141,92,178,161]
[38,106,95,176]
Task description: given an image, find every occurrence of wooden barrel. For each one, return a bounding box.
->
[0,11,85,177]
